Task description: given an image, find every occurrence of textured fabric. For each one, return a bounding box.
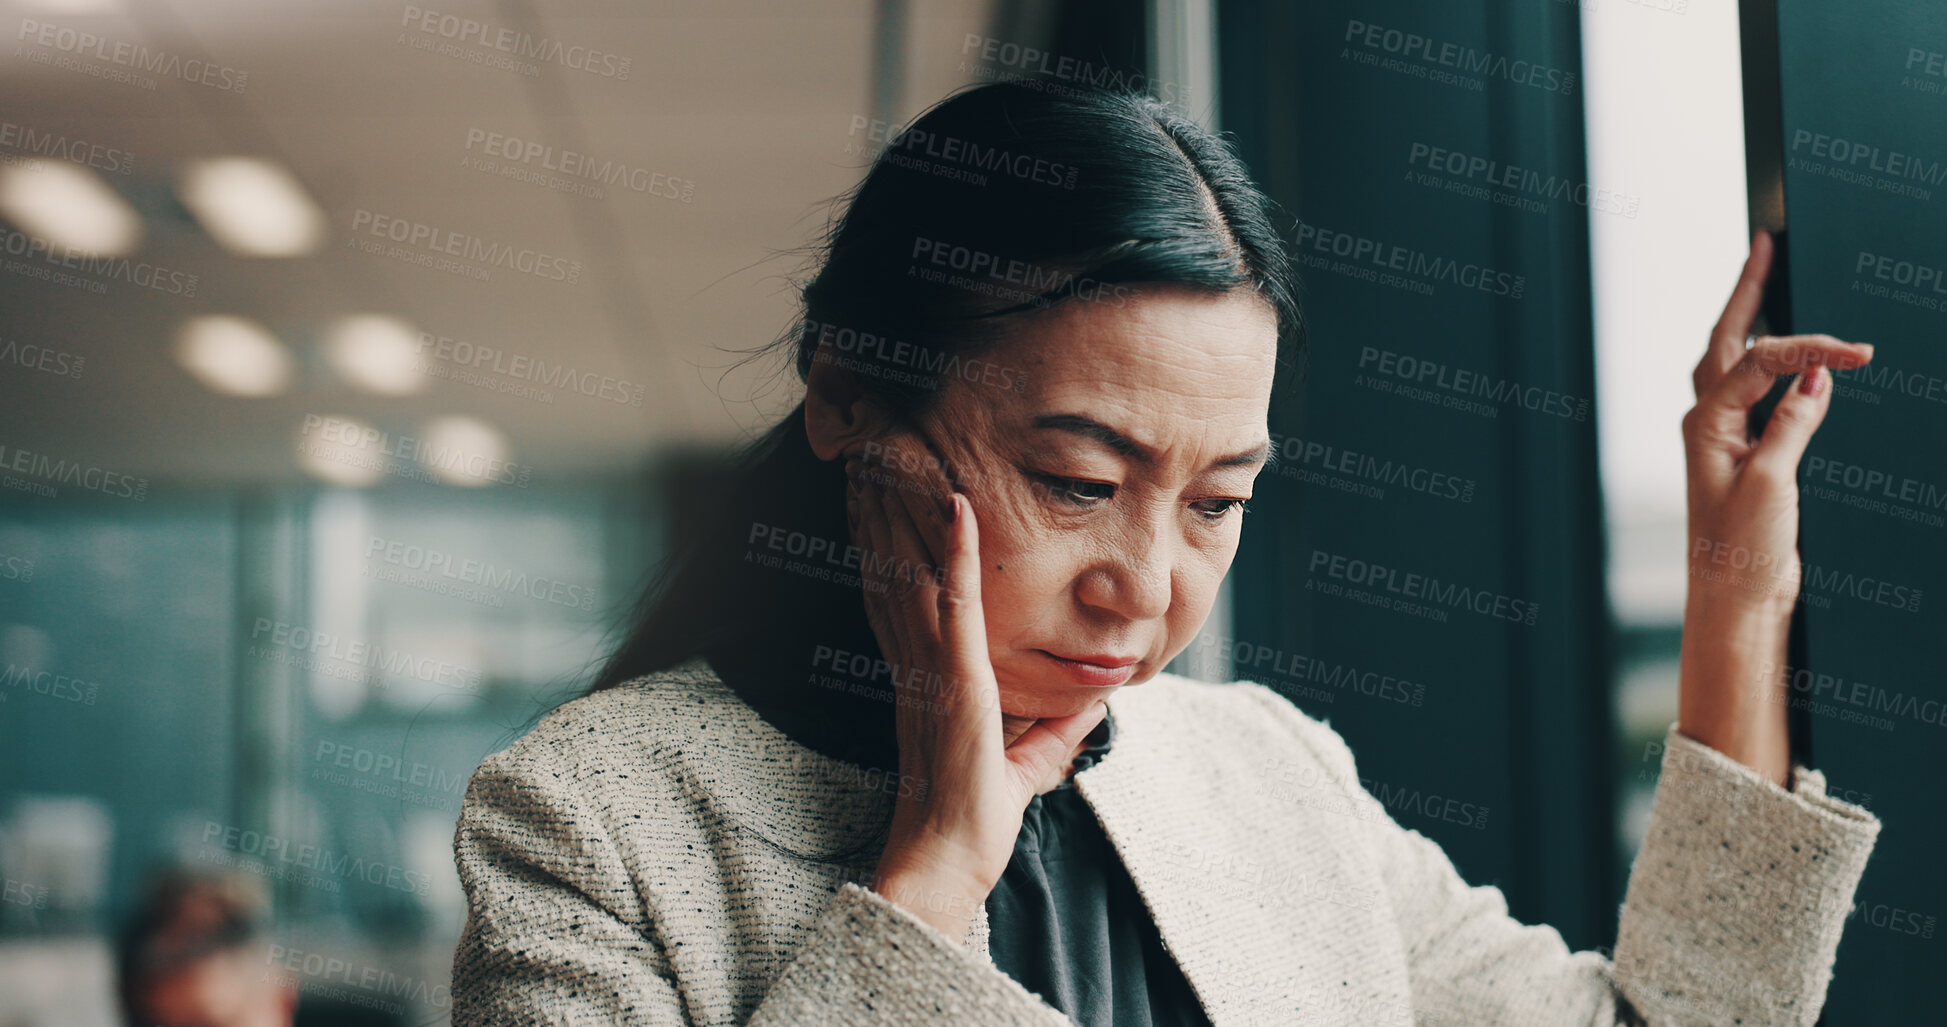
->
[985,708,1213,1026]
[449,656,1882,1026]
[717,617,1208,1027]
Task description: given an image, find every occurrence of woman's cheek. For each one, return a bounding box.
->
[965,488,1067,632]
[963,477,1043,587]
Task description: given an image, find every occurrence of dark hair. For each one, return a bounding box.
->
[587,81,1304,697]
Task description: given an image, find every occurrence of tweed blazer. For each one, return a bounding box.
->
[450,656,1881,1026]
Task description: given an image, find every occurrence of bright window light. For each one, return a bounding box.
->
[1584,2,1750,625]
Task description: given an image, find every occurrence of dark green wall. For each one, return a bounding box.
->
[1770,1,1947,1021]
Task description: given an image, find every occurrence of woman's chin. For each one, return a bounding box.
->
[995,684,1127,722]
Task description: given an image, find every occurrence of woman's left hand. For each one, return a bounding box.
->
[1678,228,1873,786]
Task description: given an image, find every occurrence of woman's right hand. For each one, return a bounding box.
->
[845,433,1108,943]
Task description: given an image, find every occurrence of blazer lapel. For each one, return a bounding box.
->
[1069,682,1408,1027]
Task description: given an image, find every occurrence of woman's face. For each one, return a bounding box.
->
[906,284,1278,720]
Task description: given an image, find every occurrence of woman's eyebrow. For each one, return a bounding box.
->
[1030,413,1270,469]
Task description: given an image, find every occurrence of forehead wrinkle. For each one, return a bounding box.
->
[942,287,1277,473]
[1024,397,1267,478]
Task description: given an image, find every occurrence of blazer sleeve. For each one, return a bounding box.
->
[1242,686,1881,1027]
[450,735,1077,1027]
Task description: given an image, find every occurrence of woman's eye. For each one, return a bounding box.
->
[1031,473,1115,507]
[1193,498,1249,521]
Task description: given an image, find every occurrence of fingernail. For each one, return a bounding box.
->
[949,494,962,523]
[1799,366,1826,397]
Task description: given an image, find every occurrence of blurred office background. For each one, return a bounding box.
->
[2,1,1937,1024]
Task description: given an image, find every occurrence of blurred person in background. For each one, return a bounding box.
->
[115,869,397,1027]
[115,870,293,1027]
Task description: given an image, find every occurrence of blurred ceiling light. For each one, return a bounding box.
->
[296,413,384,488]
[178,157,326,257]
[0,160,141,256]
[325,314,425,396]
[419,416,513,488]
[174,315,293,397]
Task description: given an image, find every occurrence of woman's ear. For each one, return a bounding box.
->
[803,345,893,461]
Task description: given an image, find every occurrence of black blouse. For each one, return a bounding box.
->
[983,710,1213,1026]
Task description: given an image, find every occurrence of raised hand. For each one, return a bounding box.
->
[845,431,1107,942]
[1678,229,1874,786]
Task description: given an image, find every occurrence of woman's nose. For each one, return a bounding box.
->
[1076,516,1174,621]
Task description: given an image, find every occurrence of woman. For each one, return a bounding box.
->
[449,83,1881,1026]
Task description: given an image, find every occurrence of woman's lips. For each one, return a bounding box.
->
[1036,650,1138,687]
